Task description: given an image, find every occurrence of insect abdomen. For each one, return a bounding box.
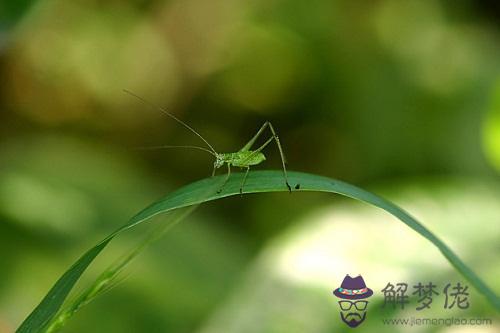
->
[223,151,266,167]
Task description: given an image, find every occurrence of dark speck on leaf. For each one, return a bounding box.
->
[295,184,300,190]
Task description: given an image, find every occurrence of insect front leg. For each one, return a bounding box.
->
[216,163,231,194]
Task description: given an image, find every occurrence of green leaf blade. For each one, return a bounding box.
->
[17,240,111,333]
[16,170,500,332]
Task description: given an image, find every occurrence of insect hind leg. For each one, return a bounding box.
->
[266,122,291,193]
[238,121,292,193]
[240,122,292,192]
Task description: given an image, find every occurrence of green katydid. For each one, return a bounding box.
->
[124,90,292,194]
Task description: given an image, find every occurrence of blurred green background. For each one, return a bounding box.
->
[1,0,500,332]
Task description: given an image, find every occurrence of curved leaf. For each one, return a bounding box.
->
[16,170,500,332]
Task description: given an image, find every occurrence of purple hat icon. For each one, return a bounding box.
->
[333,275,373,300]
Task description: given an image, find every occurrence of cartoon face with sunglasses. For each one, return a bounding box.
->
[333,275,373,328]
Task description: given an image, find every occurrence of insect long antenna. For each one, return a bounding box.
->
[135,145,217,157]
[123,90,218,154]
